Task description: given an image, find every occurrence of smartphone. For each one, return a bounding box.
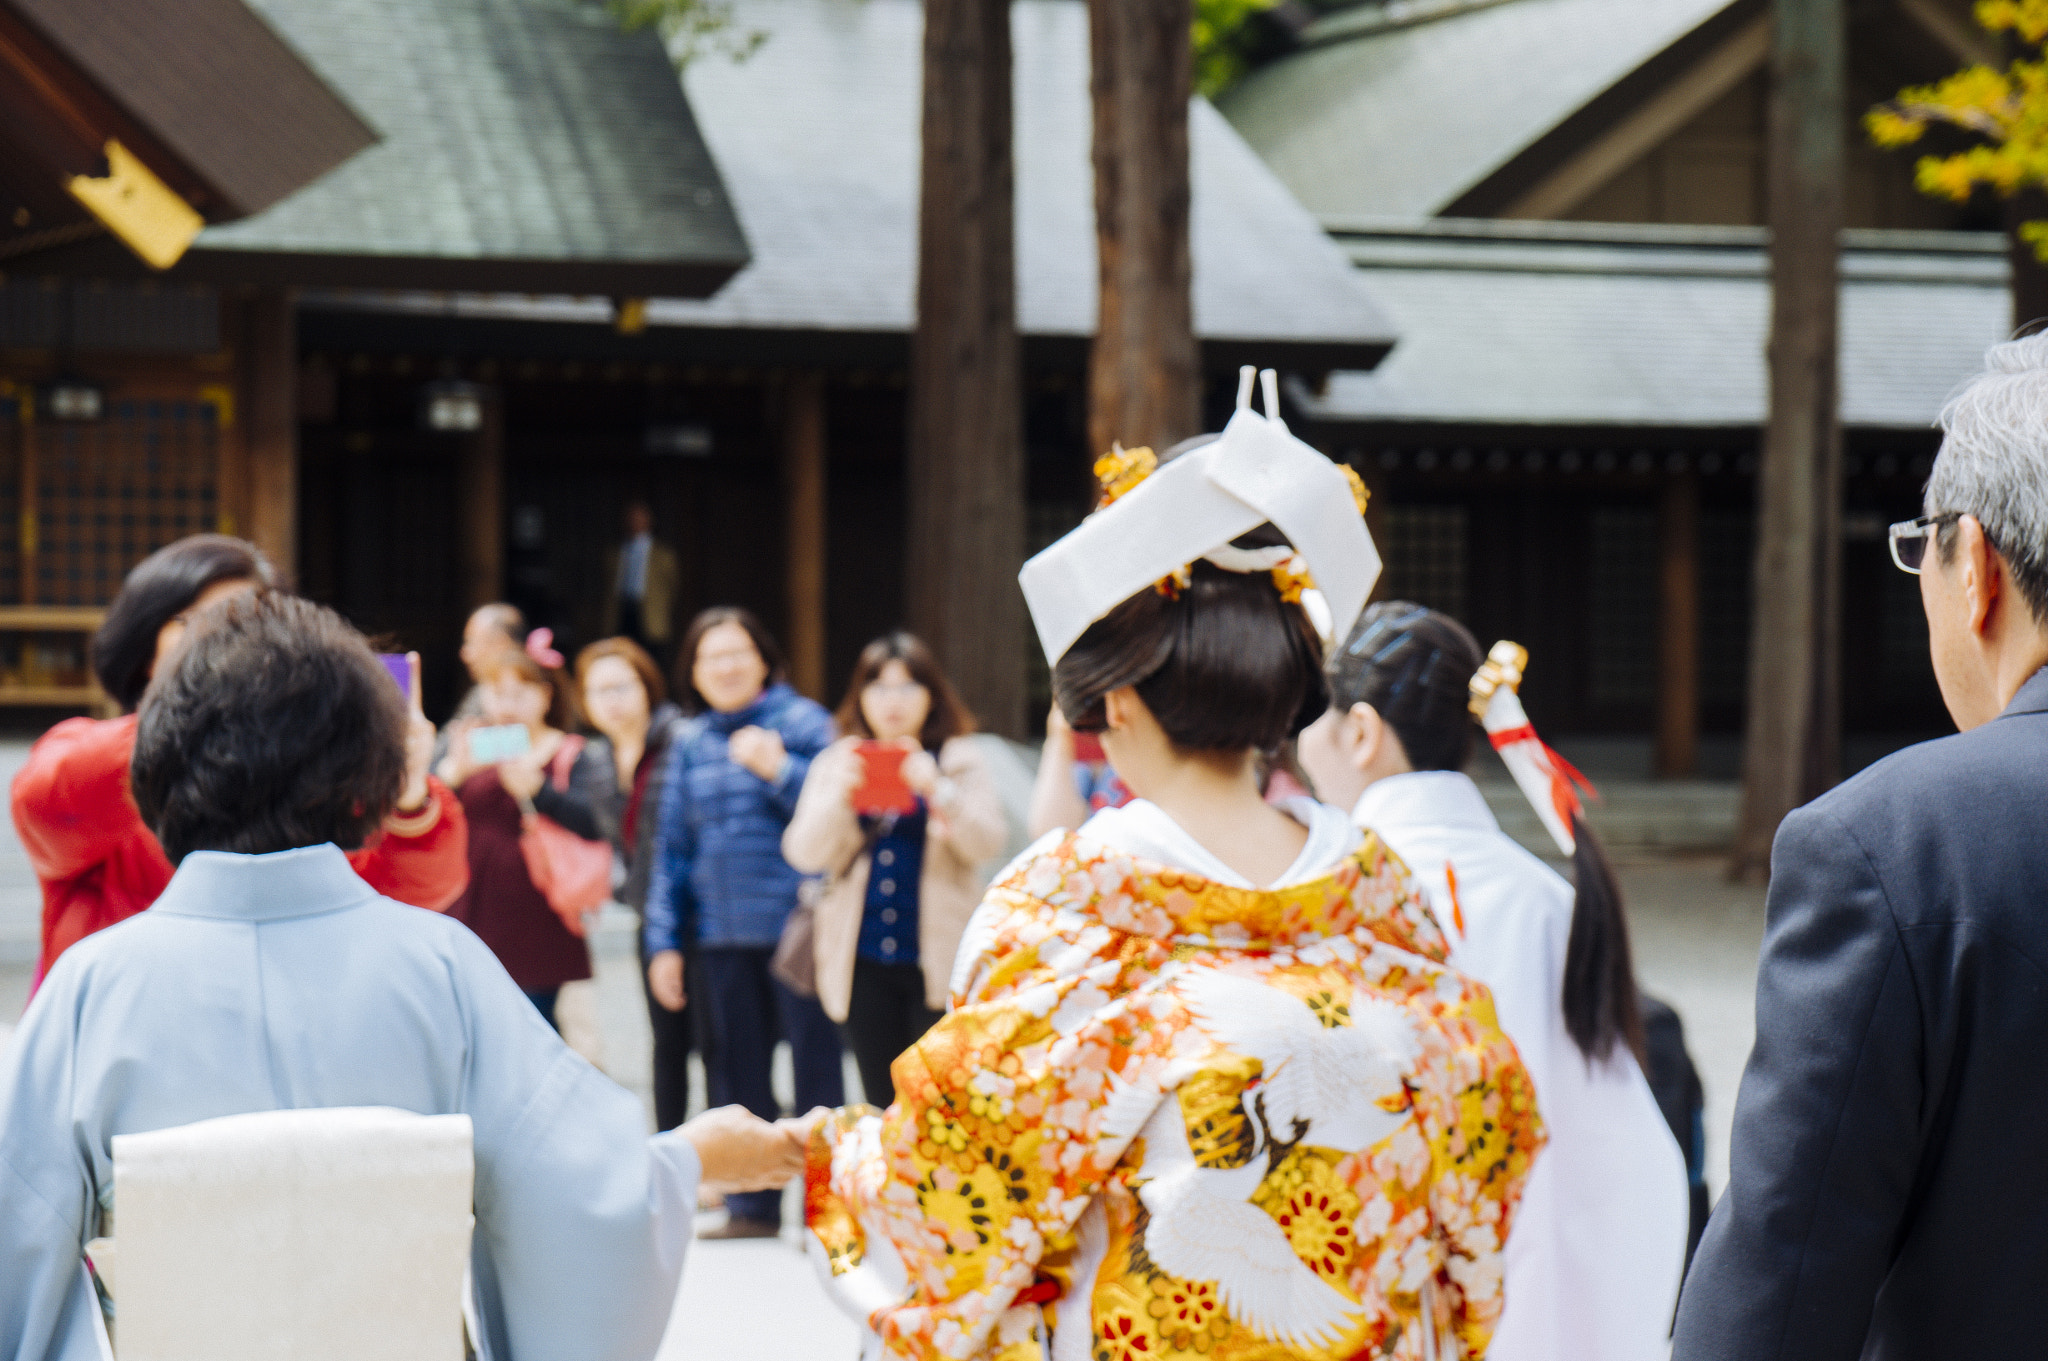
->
[378,652,412,697]
[470,723,532,763]
[850,741,919,816]
[1071,731,1107,764]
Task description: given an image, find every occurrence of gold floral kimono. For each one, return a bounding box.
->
[804,831,1544,1361]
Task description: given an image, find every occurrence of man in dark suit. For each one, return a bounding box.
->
[1672,335,2048,1359]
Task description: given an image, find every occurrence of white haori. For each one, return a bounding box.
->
[1352,770,1689,1361]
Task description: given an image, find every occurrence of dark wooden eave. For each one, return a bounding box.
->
[0,0,375,259]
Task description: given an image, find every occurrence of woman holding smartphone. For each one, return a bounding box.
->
[783,631,1008,1106]
[441,631,609,1029]
[644,606,842,1237]
[12,535,465,993]
[575,636,694,1129]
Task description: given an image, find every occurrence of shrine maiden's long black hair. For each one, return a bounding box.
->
[1328,601,1645,1065]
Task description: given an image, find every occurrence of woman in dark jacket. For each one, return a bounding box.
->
[645,607,842,1237]
[576,636,692,1129]
[442,632,608,1030]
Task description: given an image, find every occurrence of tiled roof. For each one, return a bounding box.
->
[1217,0,1736,221]
[1298,220,2008,430]
[188,0,748,295]
[629,0,1395,359]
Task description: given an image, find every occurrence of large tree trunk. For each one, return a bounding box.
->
[1088,0,1200,459]
[1730,0,1844,882]
[907,0,1026,737]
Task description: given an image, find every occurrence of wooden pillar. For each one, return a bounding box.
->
[1655,472,1700,777]
[459,390,503,610]
[2008,188,2048,334]
[1732,0,1844,881]
[782,371,828,700]
[236,287,297,580]
[18,396,35,607]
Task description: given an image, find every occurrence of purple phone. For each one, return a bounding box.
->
[379,652,413,697]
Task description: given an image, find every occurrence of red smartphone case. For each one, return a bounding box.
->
[851,743,919,816]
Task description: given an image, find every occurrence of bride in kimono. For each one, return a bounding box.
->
[802,372,1544,1361]
[1296,603,1689,1361]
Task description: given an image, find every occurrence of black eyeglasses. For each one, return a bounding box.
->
[1888,512,1963,575]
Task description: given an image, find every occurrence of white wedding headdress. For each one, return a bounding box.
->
[1018,367,1381,666]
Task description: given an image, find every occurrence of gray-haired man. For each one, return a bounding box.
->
[1672,335,2048,1358]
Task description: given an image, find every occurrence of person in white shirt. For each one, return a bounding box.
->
[1297,600,1689,1361]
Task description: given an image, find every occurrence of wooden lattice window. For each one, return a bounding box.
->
[1376,505,1468,621]
[29,398,218,607]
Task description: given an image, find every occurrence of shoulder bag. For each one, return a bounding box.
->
[516,735,614,937]
[771,813,888,999]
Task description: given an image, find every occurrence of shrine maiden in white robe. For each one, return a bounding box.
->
[1352,771,1687,1361]
[0,844,701,1361]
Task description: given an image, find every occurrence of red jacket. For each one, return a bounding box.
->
[12,713,470,982]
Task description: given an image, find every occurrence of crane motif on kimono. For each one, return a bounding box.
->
[1134,969,1423,1350]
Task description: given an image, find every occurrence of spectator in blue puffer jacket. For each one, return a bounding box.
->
[645,606,843,1237]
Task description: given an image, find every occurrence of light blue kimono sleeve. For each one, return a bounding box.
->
[446,926,702,1361]
[0,966,108,1361]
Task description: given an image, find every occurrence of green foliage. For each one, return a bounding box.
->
[1867,0,2048,256]
[1194,0,1278,97]
[594,0,766,68]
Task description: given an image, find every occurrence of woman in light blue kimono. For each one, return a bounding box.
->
[0,591,802,1361]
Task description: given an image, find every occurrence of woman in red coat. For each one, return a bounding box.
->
[11,536,468,990]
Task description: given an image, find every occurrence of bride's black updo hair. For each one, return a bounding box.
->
[1053,433,1328,755]
[1053,539,1328,754]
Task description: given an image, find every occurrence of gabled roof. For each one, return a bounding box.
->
[624,0,1393,364]
[104,0,748,296]
[0,0,374,261]
[1296,220,2006,430]
[1218,0,1737,222]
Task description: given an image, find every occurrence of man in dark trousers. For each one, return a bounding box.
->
[1672,334,2048,1358]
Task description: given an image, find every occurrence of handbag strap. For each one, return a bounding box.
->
[548,733,585,791]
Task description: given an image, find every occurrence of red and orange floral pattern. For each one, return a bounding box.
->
[804,832,1543,1361]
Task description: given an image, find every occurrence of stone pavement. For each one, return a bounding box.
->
[0,734,1765,1358]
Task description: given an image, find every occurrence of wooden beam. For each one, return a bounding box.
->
[1895,0,1998,67]
[236,286,296,580]
[782,370,827,701]
[1502,14,1770,221]
[1655,473,1700,778]
[458,390,503,611]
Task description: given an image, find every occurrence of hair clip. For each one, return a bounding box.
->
[525,627,565,670]
[1093,443,1158,508]
[1342,464,1370,516]
[1270,554,1315,604]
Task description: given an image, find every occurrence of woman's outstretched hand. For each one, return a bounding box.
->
[680,1105,807,1192]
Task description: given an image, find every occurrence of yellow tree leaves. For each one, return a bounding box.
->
[1869,0,2048,255]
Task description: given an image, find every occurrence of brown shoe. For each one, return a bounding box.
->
[699,1216,782,1240]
